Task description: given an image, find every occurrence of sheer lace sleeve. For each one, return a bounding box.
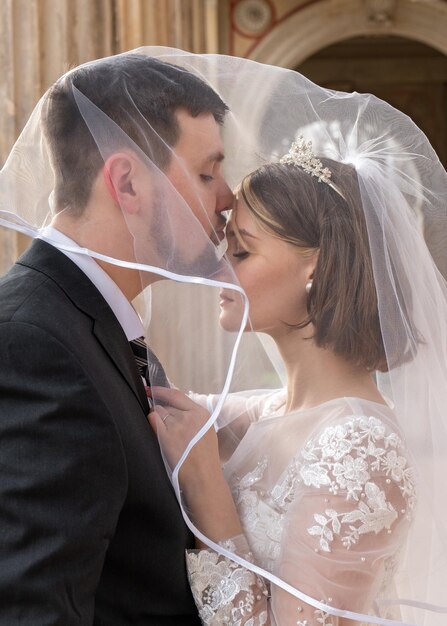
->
[186,535,269,625]
[270,414,415,625]
[186,412,415,625]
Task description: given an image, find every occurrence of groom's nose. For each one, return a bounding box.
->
[216,177,234,216]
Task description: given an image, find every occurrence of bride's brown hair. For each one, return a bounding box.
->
[237,159,389,372]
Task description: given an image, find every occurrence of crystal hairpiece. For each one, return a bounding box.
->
[279,137,346,200]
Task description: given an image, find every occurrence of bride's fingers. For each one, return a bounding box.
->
[147,407,179,434]
[147,410,163,433]
[154,404,185,426]
[151,386,197,411]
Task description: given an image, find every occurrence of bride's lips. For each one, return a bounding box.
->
[219,290,234,307]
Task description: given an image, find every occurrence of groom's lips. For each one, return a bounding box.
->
[213,217,227,244]
[210,228,226,246]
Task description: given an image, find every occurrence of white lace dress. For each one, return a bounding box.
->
[186,392,415,626]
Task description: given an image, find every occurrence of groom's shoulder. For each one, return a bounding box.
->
[0,240,76,325]
[0,258,49,323]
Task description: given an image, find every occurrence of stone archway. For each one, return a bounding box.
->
[249,0,447,68]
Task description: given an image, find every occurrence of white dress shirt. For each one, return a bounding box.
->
[39,227,144,341]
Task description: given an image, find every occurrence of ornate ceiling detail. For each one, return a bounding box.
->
[364,0,398,25]
[233,0,274,37]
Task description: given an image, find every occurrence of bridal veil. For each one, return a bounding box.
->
[0,47,446,625]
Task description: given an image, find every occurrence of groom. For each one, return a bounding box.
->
[0,54,232,624]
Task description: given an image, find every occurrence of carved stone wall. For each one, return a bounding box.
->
[228,0,447,62]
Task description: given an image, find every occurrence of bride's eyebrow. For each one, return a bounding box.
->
[227,224,258,253]
[237,228,258,239]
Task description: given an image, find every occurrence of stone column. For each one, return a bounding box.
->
[0,0,115,272]
[115,0,221,53]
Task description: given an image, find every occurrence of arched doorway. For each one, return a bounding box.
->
[243,1,447,167]
[297,34,447,277]
[249,0,447,66]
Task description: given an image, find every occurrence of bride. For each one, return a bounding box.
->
[139,47,447,626]
[149,144,417,625]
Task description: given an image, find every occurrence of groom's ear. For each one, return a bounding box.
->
[103,152,145,214]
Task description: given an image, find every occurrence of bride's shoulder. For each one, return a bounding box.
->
[304,396,402,447]
[300,397,411,489]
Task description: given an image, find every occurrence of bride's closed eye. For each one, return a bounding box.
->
[232,250,250,260]
[226,226,251,259]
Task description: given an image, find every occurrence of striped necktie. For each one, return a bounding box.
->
[129,337,169,390]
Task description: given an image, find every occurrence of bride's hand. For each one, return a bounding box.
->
[147,386,221,493]
[148,386,243,543]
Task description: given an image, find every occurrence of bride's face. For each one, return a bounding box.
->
[220,198,317,335]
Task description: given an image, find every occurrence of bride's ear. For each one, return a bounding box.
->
[304,250,319,293]
[306,249,319,279]
[103,152,148,214]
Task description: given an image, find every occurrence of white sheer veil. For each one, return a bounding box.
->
[0,47,446,625]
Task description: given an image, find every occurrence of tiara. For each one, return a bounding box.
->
[279,137,346,200]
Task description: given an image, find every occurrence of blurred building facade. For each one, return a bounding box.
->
[1,0,446,272]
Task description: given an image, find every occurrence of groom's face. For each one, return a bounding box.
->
[164,108,233,245]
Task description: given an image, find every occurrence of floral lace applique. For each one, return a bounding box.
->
[300,416,416,552]
[186,543,268,626]
[238,456,269,490]
[271,457,301,510]
[307,482,398,551]
[298,612,331,626]
[296,603,336,626]
[230,457,283,568]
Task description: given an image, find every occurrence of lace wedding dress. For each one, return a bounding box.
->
[186,391,415,625]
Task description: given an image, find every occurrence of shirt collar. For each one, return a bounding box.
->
[39,226,144,341]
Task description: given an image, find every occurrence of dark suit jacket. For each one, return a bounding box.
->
[0,239,200,625]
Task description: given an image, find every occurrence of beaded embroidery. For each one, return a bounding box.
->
[300,416,415,552]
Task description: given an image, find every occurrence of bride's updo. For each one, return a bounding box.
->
[237,159,389,372]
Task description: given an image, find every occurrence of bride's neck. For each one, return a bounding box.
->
[271,325,384,414]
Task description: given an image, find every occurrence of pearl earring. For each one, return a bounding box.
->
[305,280,313,294]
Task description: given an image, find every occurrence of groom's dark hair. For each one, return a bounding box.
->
[41,53,228,214]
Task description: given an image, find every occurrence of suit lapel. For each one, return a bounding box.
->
[18,239,149,414]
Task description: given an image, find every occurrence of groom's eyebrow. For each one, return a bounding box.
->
[206,151,225,163]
